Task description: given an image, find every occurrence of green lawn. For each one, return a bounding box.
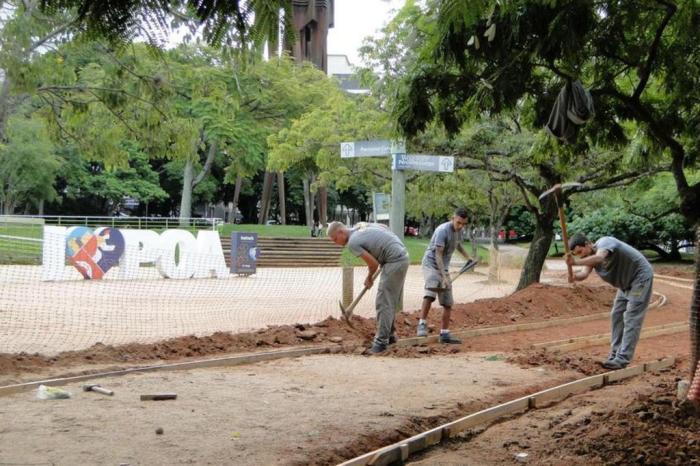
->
[219,224,491,266]
[218,223,311,237]
[342,238,490,266]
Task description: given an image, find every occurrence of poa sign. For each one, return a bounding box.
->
[42,226,229,281]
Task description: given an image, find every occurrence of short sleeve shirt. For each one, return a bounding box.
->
[594,236,653,290]
[347,223,408,265]
[422,221,463,270]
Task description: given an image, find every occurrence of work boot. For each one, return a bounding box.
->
[370,342,387,354]
[416,322,428,337]
[602,359,628,370]
[439,332,462,344]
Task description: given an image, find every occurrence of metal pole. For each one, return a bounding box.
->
[389,155,406,312]
[342,266,354,309]
[390,168,406,241]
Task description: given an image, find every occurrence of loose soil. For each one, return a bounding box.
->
[0,283,617,384]
[407,366,700,466]
[0,266,695,466]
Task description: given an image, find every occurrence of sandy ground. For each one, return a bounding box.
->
[0,263,518,355]
[0,354,576,466]
[0,264,694,466]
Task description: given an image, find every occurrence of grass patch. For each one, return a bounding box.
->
[341,239,490,266]
[219,224,311,238]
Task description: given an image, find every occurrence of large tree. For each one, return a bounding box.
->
[396,0,700,382]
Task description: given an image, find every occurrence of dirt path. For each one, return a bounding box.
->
[0,267,694,465]
[0,354,578,466]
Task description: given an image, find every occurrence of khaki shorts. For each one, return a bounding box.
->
[422,265,453,307]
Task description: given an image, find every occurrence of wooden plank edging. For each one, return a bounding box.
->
[0,346,334,397]
[337,357,675,466]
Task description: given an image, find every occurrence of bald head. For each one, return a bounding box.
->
[327,221,349,246]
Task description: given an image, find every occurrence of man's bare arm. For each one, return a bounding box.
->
[359,251,380,288]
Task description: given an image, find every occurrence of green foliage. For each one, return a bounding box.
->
[0,115,60,212]
[569,173,698,258]
[57,141,167,213]
[568,208,654,246]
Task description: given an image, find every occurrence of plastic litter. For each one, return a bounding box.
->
[36,384,71,400]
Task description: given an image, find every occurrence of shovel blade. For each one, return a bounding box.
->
[339,301,354,327]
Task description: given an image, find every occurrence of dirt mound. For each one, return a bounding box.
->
[509,349,607,376]
[546,374,700,465]
[0,283,615,378]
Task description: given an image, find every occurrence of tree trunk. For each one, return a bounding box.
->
[38,199,44,215]
[516,210,556,291]
[302,177,311,227]
[179,159,194,226]
[180,141,217,226]
[318,186,328,226]
[469,226,478,258]
[690,223,700,381]
[277,172,286,225]
[0,75,10,142]
[639,243,673,261]
[232,174,242,222]
[258,171,273,224]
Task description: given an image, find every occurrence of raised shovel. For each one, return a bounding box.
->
[427,258,479,292]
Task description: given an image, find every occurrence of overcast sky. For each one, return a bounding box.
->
[327,0,404,66]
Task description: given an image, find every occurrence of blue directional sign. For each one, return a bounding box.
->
[391,154,455,172]
[340,140,406,158]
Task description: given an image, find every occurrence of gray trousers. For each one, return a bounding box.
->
[609,274,653,364]
[374,257,410,347]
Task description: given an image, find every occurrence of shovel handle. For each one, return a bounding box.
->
[557,202,574,283]
[342,268,381,318]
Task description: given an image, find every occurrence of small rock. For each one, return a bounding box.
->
[636,411,653,421]
[155,427,164,435]
[297,330,318,340]
[353,346,366,355]
[404,319,411,326]
[677,380,690,400]
[416,346,430,353]
[329,336,343,343]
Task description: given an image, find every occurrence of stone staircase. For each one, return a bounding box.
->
[220,236,343,268]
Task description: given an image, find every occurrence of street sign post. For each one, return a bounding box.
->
[392,154,455,173]
[340,140,406,158]
[339,140,456,312]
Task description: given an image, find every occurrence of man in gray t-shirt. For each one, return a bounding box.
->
[417,208,476,343]
[566,233,654,369]
[328,221,409,353]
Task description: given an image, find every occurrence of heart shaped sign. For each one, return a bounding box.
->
[65,227,125,279]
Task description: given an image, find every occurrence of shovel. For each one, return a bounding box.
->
[339,268,381,327]
[427,258,478,292]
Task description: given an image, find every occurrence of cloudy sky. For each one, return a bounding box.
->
[327,0,404,66]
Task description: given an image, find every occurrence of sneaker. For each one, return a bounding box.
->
[602,359,628,370]
[439,332,462,344]
[370,342,387,354]
[417,322,428,337]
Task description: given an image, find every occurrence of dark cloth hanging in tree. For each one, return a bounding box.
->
[545,79,595,143]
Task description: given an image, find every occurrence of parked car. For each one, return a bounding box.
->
[404,225,419,237]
